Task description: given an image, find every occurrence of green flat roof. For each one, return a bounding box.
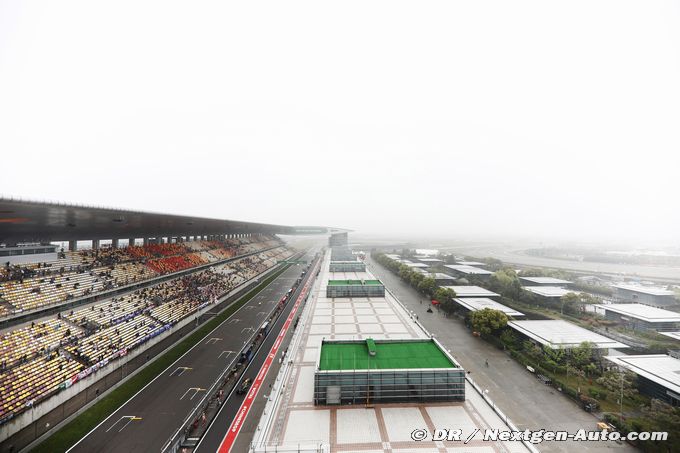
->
[319,340,456,371]
[327,279,382,286]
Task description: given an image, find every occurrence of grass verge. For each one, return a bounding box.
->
[31,264,291,453]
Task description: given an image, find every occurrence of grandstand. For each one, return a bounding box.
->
[0,244,295,428]
[0,237,282,319]
[0,198,340,451]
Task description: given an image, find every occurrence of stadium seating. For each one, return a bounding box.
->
[0,236,283,317]
[0,319,83,369]
[0,355,83,422]
[0,241,293,425]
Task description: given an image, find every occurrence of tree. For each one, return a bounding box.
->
[570,341,594,370]
[560,292,581,314]
[560,292,601,315]
[543,344,566,365]
[409,271,424,287]
[596,370,637,399]
[469,309,508,336]
[639,399,680,452]
[500,330,517,350]
[398,264,412,280]
[418,277,436,296]
[433,287,456,313]
[489,269,522,299]
[523,340,543,361]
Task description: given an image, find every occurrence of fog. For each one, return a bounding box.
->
[1,1,678,244]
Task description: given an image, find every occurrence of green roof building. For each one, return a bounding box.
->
[314,338,465,405]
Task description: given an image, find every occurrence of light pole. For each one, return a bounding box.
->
[619,372,624,424]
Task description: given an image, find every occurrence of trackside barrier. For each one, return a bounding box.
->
[216,256,321,453]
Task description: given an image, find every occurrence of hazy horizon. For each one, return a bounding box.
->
[2,1,679,244]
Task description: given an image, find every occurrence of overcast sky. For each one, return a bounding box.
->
[1,1,678,244]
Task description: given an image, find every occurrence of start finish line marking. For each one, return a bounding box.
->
[217,263,318,453]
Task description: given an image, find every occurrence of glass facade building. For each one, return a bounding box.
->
[326,279,385,298]
[329,261,366,272]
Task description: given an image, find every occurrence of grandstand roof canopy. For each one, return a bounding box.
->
[0,197,332,244]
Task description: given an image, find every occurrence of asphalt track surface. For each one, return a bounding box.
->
[68,259,313,453]
[194,253,319,453]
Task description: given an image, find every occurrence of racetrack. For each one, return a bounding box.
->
[67,253,316,453]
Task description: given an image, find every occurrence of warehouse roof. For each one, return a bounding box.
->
[606,355,680,396]
[456,261,486,266]
[444,265,493,275]
[597,304,680,323]
[523,286,573,298]
[453,298,524,317]
[508,320,628,349]
[417,258,444,263]
[441,286,500,298]
[404,262,429,268]
[614,284,675,296]
[660,331,680,341]
[520,276,572,285]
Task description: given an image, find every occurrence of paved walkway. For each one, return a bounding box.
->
[365,256,637,453]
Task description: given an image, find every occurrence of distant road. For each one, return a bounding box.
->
[446,245,680,283]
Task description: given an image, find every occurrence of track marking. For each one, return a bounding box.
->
[244,306,254,310]
[105,416,142,433]
[170,366,192,377]
[256,311,266,317]
[180,387,206,400]
[205,337,222,345]
[228,318,240,324]
[241,327,254,334]
[219,350,235,359]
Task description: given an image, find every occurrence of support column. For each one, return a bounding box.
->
[92,239,100,250]
[128,238,136,247]
[111,238,119,248]
[68,240,77,252]
[144,238,150,246]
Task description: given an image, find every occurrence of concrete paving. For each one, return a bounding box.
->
[365,255,637,453]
